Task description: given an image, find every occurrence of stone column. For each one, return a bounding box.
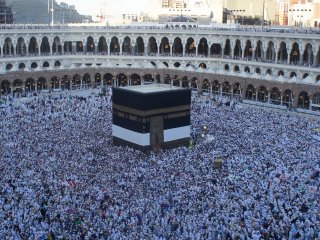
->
[287,49,291,64]
[313,51,318,67]
[144,44,147,56]
[61,42,65,55]
[72,42,77,54]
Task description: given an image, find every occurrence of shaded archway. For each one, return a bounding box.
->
[172,37,183,56]
[110,37,120,55]
[313,92,320,106]
[143,74,154,83]
[134,37,144,56]
[255,41,263,60]
[3,37,14,56]
[257,86,268,102]
[198,63,207,69]
[61,75,71,90]
[31,62,38,69]
[16,37,27,55]
[182,76,189,88]
[270,87,281,105]
[52,36,62,54]
[43,61,50,68]
[191,77,198,91]
[122,37,131,55]
[185,37,195,56]
[97,37,108,54]
[282,89,294,107]
[172,75,180,87]
[233,83,242,96]
[233,39,242,59]
[198,38,208,57]
[222,81,231,96]
[298,91,310,109]
[40,37,50,55]
[13,79,24,93]
[28,37,38,55]
[117,74,128,87]
[212,80,220,94]
[103,73,114,86]
[50,76,60,89]
[210,43,221,57]
[76,41,83,53]
[290,42,300,65]
[1,80,11,95]
[278,42,288,63]
[160,37,170,55]
[244,40,253,59]
[86,36,95,53]
[130,74,141,86]
[18,63,26,70]
[303,43,313,66]
[224,39,231,57]
[63,41,72,54]
[82,74,91,88]
[164,74,171,84]
[266,41,275,61]
[72,74,81,89]
[202,79,210,93]
[95,73,102,87]
[147,37,158,56]
[245,85,255,100]
[37,77,47,91]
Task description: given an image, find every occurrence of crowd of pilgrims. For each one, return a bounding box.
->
[0,89,319,240]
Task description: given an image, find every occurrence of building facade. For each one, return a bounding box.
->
[0,25,320,111]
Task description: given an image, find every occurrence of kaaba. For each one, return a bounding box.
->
[112,84,191,150]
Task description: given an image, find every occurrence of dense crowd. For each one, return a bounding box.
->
[0,90,319,239]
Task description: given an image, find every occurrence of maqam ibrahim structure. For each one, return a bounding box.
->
[0,24,320,112]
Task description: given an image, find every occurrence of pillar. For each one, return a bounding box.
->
[287,49,291,64]
[280,92,283,106]
[313,52,318,67]
[83,41,87,54]
[170,44,173,56]
[72,42,77,54]
[144,44,147,56]
[61,42,65,55]
[0,42,3,57]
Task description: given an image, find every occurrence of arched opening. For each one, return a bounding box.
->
[172,37,183,56]
[3,37,14,56]
[28,37,38,55]
[110,37,120,55]
[54,61,61,67]
[94,73,101,87]
[31,62,38,69]
[18,63,26,70]
[164,74,171,84]
[63,41,72,54]
[278,42,288,63]
[290,72,297,78]
[82,74,91,88]
[212,80,220,95]
[222,81,231,96]
[13,79,23,94]
[198,38,208,57]
[198,63,207,69]
[76,41,83,53]
[97,37,108,54]
[174,62,181,68]
[122,36,131,55]
[266,41,275,61]
[233,83,242,96]
[210,43,221,57]
[270,87,281,105]
[245,85,255,100]
[37,77,47,91]
[224,64,230,71]
[52,36,62,54]
[72,75,81,89]
[117,73,128,87]
[147,37,158,56]
[234,65,240,72]
[160,37,170,56]
[16,37,27,55]
[313,92,320,106]
[266,69,272,75]
[130,74,141,86]
[182,76,189,88]
[257,86,268,102]
[278,70,284,77]
[244,40,253,59]
[43,61,50,68]
[255,68,261,74]
[1,80,11,95]
[303,73,309,79]
[202,79,210,94]
[103,73,113,86]
[282,89,294,107]
[233,39,242,59]
[298,91,310,109]
[185,37,196,56]
[162,62,169,67]
[6,63,13,70]
[244,66,250,73]
[173,75,180,87]
[255,41,263,60]
[224,39,231,57]
[134,37,144,56]
[191,78,198,91]
[61,75,71,90]
[303,43,313,66]
[143,74,154,83]
[50,76,60,89]
[86,36,95,53]
[40,37,50,55]
[290,42,300,65]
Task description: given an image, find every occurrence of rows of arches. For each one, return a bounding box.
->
[1,35,319,67]
[2,74,319,110]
